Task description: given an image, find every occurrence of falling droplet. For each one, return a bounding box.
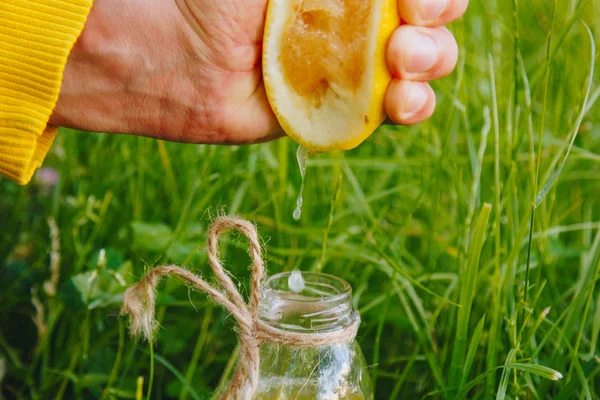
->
[293,146,309,221]
[288,269,305,293]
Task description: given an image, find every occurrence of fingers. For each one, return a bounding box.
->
[387,25,458,82]
[384,0,466,125]
[398,0,469,27]
[385,80,436,125]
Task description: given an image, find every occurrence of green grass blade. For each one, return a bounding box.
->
[151,353,203,400]
[370,291,391,393]
[179,304,214,400]
[535,21,596,208]
[589,295,600,358]
[505,363,563,382]
[496,349,517,400]
[531,276,600,360]
[451,369,498,400]
[146,330,154,400]
[451,360,563,400]
[342,159,376,224]
[572,356,592,400]
[554,358,600,400]
[389,345,421,399]
[465,107,491,244]
[372,245,458,305]
[393,281,446,389]
[318,172,343,271]
[531,0,556,230]
[449,204,492,391]
[461,315,486,387]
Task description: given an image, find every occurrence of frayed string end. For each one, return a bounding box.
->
[120,271,160,342]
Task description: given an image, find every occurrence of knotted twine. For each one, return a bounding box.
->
[120,216,360,400]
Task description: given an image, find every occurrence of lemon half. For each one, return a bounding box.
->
[263,0,399,152]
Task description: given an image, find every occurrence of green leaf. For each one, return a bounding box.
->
[87,294,125,310]
[166,241,199,265]
[71,271,97,302]
[59,270,95,310]
[59,261,133,310]
[461,315,486,387]
[504,363,563,381]
[181,223,204,239]
[131,221,173,252]
[449,204,492,390]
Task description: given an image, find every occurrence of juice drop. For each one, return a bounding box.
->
[288,269,305,293]
[293,146,309,221]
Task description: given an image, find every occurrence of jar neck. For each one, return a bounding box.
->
[258,271,358,334]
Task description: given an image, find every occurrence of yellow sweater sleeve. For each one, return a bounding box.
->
[0,0,93,185]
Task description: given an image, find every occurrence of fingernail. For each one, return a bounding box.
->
[407,32,438,73]
[420,0,447,21]
[402,84,428,119]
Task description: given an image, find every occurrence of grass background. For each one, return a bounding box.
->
[1,0,600,398]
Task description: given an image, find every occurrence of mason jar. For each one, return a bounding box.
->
[253,271,373,400]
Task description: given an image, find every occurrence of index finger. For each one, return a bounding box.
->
[398,0,469,27]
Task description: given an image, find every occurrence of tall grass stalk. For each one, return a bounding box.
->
[449,204,492,393]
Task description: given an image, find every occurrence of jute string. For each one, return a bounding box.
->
[121,216,360,400]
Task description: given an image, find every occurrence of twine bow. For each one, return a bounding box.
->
[121,216,360,400]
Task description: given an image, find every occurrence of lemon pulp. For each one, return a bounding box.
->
[279,0,370,109]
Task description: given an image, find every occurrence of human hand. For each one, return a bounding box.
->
[50,0,468,144]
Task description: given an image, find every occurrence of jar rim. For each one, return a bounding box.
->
[263,271,352,303]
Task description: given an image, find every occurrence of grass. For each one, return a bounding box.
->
[1,0,600,398]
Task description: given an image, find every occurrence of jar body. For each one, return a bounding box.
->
[254,341,373,400]
[253,271,373,400]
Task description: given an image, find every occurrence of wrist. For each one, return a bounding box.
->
[49,0,196,138]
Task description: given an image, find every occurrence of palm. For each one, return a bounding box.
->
[176,0,280,143]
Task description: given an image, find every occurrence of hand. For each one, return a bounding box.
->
[50,0,468,144]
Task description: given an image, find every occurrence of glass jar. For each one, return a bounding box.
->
[254,271,373,400]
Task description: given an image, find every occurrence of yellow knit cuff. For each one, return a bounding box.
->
[0,0,94,185]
